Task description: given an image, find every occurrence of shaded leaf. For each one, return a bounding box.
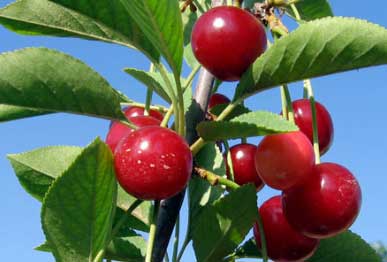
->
[197,111,298,141]
[8,146,82,201]
[287,0,333,21]
[0,48,126,120]
[41,138,116,262]
[0,104,52,122]
[119,0,184,75]
[236,17,387,100]
[105,235,146,262]
[308,231,382,262]
[188,143,225,238]
[192,184,258,262]
[232,237,262,259]
[0,0,157,59]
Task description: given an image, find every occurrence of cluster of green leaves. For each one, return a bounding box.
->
[0,0,386,261]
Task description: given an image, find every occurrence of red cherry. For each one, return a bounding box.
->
[254,196,319,262]
[106,116,161,152]
[124,106,164,121]
[208,93,231,110]
[225,143,264,191]
[191,6,267,81]
[114,126,192,200]
[254,131,315,190]
[282,163,362,239]
[292,99,334,155]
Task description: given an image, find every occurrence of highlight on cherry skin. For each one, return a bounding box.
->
[105,115,161,152]
[208,93,231,110]
[254,131,315,190]
[191,6,267,81]
[254,196,320,262]
[291,99,334,155]
[225,143,264,191]
[114,126,193,200]
[282,162,362,239]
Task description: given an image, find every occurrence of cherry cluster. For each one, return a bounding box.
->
[106,106,193,200]
[210,92,362,261]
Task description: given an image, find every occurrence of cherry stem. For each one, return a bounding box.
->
[119,119,137,130]
[195,167,240,190]
[176,236,190,261]
[172,215,180,262]
[290,3,302,21]
[184,64,201,90]
[110,199,143,240]
[120,102,169,113]
[281,84,295,123]
[161,106,174,128]
[145,63,155,116]
[304,79,321,164]
[223,140,235,182]
[256,207,269,262]
[146,200,161,262]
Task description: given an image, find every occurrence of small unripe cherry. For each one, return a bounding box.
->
[191,6,267,81]
[254,131,315,190]
[225,143,264,191]
[254,196,319,262]
[106,116,160,152]
[208,93,231,110]
[292,99,334,155]
[114,126,192,200]
[282,163,362,239]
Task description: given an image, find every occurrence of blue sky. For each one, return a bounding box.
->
[1,0,387,261]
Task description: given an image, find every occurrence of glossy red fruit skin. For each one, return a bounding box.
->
[191,6,267,81]
[292,99,334,155]
[124,106,164,121]
[106,116,161,152]
[114,126,192,200]
[208,93,231,110]
[254,196,319,262]
[254,131,315,190]
[282,163,362,239]
[225,143,264,191]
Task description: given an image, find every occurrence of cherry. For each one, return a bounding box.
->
[191,6,267,81]
[254,196,319,262]
[225,143,264,191]
[108,106,164,128]
[282,163,362,239]
[254,131,315,190]
[106,116,161,152]
[292,99,334,155]
[114,126,192,200]
[123,106,164,121]
[208,93,231,110]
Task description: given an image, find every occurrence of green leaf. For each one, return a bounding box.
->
[8,146,82,201]
[0,104,52,122]
[192,184,258,262]
[308,231,382,262]
[123,68,172,103]
[35,241,51,252]
[184,43,200,70]
[41,138,117,262]
[236,17,387,100]
[188,143,225,238]
[105,235,146,262]
[197,111,298,141]
[119,0,184,75]
[181,0,211,45]
[0,48,126,120]
[0,0,158,59]
[117,186,152,230]
[209,104,251,121]
[232,237,262,259]
[287,0,333,21]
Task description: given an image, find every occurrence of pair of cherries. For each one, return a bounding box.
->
[106,106,192,200]
[211,93,361,262]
